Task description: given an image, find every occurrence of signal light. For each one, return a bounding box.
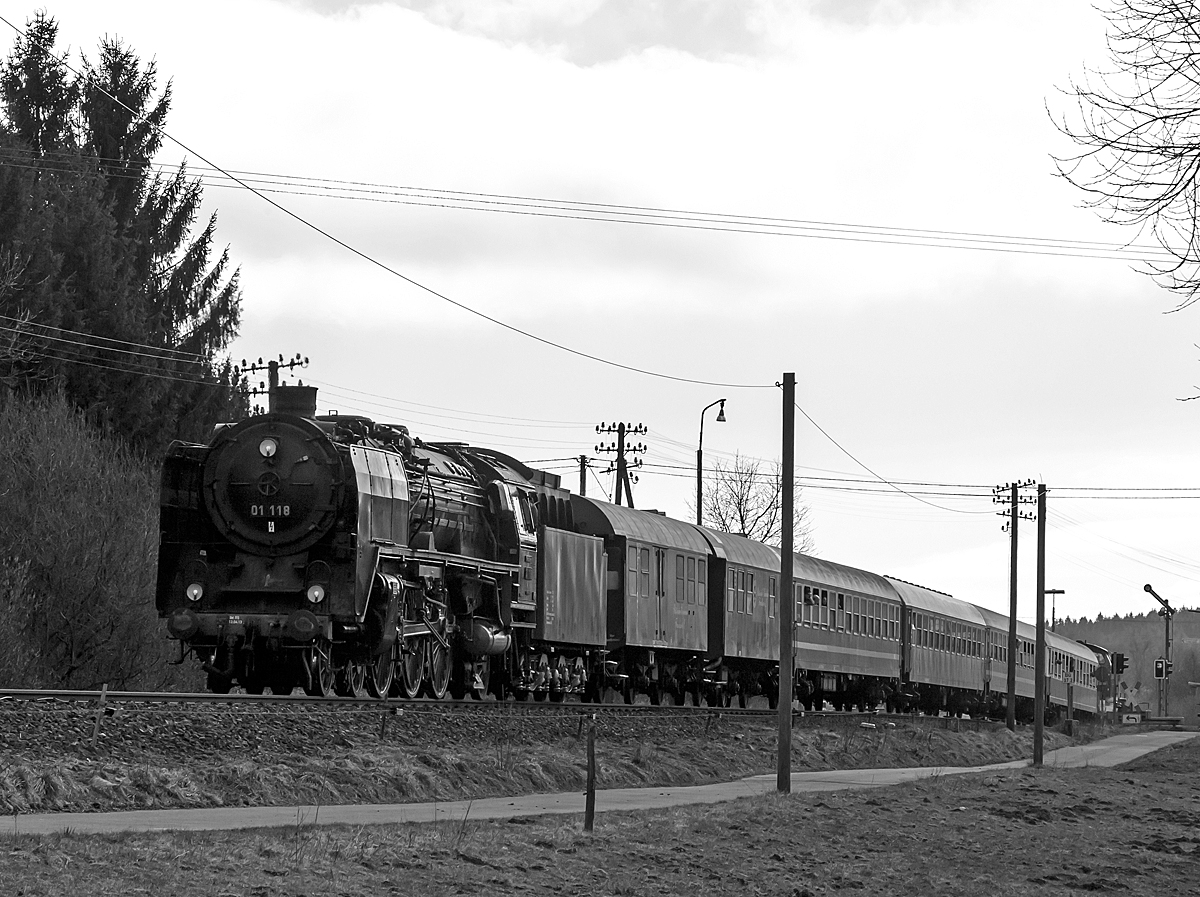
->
[1112,652,1127,675]
[186,582,204,602]
[1154,658,1166,679]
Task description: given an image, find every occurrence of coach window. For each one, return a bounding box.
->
[728,570,736,612]
[686,557,697,605]
[747,573,756,615]
[820,590,830,628]
[628,547,639,599]
[769,577,777,618]
[676,556,686,603]
[836,593,845,631]
[697,560,707,606]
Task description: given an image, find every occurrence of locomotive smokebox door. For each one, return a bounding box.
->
[202,414,343,556]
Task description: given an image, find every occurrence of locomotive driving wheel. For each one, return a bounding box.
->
[425,635,451,700]
[368,643,396,698]
[304,639,335,697]
[398,637,424,699]
[338,661,370,699]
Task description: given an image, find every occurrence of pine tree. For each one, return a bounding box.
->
[0,12,247,451]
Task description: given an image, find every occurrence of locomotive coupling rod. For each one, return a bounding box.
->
[422,615,451,649]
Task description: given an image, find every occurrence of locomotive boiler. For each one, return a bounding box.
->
[156,385,607,698]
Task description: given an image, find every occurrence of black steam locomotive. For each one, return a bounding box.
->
[157,385,606,699]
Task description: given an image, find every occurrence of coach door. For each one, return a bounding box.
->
[626,542,667,647]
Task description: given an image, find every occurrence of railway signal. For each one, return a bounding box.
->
[1112,652,1127,675]
[1144,584,1175,716]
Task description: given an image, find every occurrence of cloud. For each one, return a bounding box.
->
[277,0,778,64]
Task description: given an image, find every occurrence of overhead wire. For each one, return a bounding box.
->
[0,14,773,391]
[0,146,1178,263]
[0,313,206,363]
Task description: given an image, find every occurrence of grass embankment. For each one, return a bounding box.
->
[1,722,1194,897]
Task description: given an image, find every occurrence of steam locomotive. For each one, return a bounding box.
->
[157,384,605,699]
[156,386,1099,720]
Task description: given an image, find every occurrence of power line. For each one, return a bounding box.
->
[790,399,993,515]
[0,15,772,391]
[0,313,206,363]
[0,146,1176,263]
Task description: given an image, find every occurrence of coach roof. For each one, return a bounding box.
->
[570,496,713,554]
[885,576,987,625]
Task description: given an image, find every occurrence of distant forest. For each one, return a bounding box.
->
[1058,611,1200,716]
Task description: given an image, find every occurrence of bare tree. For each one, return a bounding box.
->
[1055,1,1200,307]
[697,453,816,553]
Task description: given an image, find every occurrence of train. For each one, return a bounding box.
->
[156,385,1098,721]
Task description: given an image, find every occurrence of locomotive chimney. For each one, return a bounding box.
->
[271,384,319,418]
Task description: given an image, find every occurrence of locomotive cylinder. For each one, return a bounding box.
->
[461,619,512,656]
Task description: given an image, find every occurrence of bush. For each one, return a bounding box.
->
[0,391,199,689]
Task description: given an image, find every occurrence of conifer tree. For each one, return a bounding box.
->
[0,12,247,450]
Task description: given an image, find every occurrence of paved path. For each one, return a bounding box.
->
[7,730,1194,837]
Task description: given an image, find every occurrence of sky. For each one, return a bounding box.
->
[6,0,1200,628]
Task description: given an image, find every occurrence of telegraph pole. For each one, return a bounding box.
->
[578,455,589,496]
[777,373,795,794]
[1033,483,1047,767]
[595,422,647,507]
[239,354,309,412]
[993,480,1034,732]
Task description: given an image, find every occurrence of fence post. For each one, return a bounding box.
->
[584,713,597,832]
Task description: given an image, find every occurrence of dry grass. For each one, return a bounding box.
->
[0,705,1085,815]
[1,734,1197,896]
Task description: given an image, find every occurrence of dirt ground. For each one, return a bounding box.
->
[1,708,1196,895]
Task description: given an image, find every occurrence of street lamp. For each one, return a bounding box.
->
[696,399,726,525]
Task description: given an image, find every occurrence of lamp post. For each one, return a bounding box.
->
[696,399,726,525]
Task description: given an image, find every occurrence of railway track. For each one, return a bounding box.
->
[0,687,996,731]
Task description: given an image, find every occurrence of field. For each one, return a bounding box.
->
[1,703,1196,895]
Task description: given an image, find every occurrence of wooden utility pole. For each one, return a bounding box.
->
[1006,483,1019,732]
[578,455,589,496]
[239,353,309,412]
[595,423,646,507]
[1033,483,1047,767]
[993,481,1032,733]
[777,373,795,794]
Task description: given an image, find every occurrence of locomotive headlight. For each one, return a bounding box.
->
[259,437,278,458]
[186,582,204,602]
[306,584,326,604]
